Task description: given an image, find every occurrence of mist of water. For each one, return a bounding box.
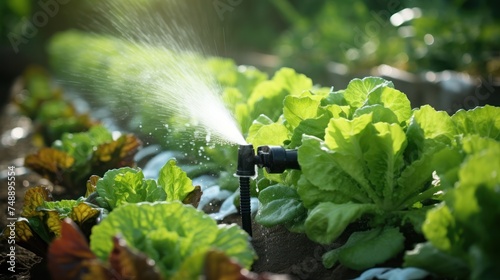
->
[74,0,247,145]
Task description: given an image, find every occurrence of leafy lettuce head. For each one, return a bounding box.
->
[90,201,256,279]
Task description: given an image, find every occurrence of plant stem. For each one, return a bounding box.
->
[397,185,445,210]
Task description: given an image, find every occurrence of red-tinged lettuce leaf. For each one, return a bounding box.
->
[69,203,100,226]
[48,219,162,280]
[38,198,100,238]
[203,250,290,280]
[48,219,110,280]
[21,186,53,217]
[24,149,75,186]
[69,202,101,238]
[109,236,162,280]
[182,185,203,208]
[203,250,243,280]
[92,134,141,172]
[46,210,63,237]
[0,218,48,257]
[90,202,256,278]
[85,175,100,198]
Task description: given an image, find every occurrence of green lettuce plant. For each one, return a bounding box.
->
[92,159,201,211]
[25,125,141,192]
[249,77,495,270]
[404,106,500,280]
[2,159,202,259]
[90,201,256,279]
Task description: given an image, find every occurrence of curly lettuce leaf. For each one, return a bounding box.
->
[21,186,53,217]
[92,133,141,170]
[395,145,462,209]
[343,77,394,108]
[283,94,322,129]
[405,105,456,158]
[322,114,409,205]
[90,202,256,278]
[353,104,399,124]
[288,112,331,148]
[451,105,500,140]
[246,115,289,148]
[96,167,164,210]
[247,68,312,121]
[409,144,500,279]
[298,135,370,204]
[158,159,195,202]
[296,175,349,209]
[40,198,85,218]
[366,86,412,125]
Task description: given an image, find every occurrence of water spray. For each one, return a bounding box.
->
[236,144,300,236]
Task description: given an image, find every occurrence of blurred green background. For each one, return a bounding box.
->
[1,0,499,103]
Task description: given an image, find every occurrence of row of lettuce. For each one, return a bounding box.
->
[1,68,258,279]
[50,31,500,279]
[247,76,500,279]
[4,29,499,279]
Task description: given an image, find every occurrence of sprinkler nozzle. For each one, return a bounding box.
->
[236,144,257,177]
[236,145,300,176]
[255,146,300,173]
[236,144,300,236]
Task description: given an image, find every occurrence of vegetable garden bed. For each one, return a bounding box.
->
[1,47,499,279]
